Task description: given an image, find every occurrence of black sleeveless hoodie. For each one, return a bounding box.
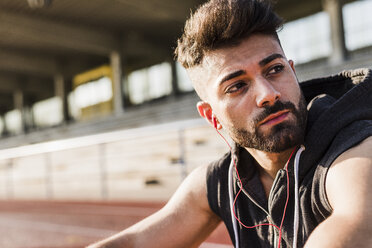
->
[206,68,372,247]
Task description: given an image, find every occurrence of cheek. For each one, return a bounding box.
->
[291,86,303,109]
[280,77,301,106]
[218,102,256,131]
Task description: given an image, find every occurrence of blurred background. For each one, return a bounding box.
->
[0,0,371,247]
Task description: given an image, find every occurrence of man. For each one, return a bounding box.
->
[88,0,372,247]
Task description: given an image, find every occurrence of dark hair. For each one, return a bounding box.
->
[175,0,283,68]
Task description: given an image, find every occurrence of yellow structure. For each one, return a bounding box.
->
[73,65,114,120]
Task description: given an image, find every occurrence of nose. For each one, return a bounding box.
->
[255,78,281,107]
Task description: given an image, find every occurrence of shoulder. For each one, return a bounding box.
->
[326,136,372,215]
[171,150,231,215]
[328,135,372,173]
[168,164,209,206]
[164,162,215,218]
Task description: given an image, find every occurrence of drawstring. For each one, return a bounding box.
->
[292,145,305,248]
[228,145,305,248]
[228,156,240,248]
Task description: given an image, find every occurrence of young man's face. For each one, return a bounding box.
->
[190,34,307,153]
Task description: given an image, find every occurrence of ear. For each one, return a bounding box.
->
[197,101,213,123]
[196,101,222,130]
[288,59,296,73]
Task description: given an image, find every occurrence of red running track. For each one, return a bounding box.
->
[0,200,233,248]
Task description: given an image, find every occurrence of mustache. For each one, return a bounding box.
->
[254,101,296,125]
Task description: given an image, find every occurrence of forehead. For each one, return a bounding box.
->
[187,34,285,99]
[203,34,284,74]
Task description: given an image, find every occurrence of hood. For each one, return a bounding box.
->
[230,68,372,180]
[298,68,372,178]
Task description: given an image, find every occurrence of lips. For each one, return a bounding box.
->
[259,110,290,126]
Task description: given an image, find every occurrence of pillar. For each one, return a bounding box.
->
[322,0,348,64]
[1,115,9,136]
[13,88,26,134]
[54,73,69,123]
[171,60,181,96]
[110,51,124,116]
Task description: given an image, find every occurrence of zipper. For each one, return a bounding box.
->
[237,169,285,248]
[238,184,280,247]
[268,169,285,208]
[238,181,270,216]
[236,168,284,216]
[269,169,286,248]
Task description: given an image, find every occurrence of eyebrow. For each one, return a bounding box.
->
[259,53,284,67]
[217,53,285,86]
[218,70,246,86]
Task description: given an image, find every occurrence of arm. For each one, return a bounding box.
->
[87,165,221,248]
[304,136,372,248]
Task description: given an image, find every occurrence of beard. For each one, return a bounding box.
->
[227,92,307,153]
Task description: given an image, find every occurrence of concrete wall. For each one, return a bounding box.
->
[0,119,229,202]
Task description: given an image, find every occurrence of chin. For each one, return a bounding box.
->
[261,124,304,153]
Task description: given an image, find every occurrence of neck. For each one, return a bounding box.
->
[245,146,296,198]
[246,146,295,180]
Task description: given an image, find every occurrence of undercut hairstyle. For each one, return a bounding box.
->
[175,0,283,68]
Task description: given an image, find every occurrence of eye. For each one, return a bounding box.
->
[225,81,247,94]
[267,64,284,75]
